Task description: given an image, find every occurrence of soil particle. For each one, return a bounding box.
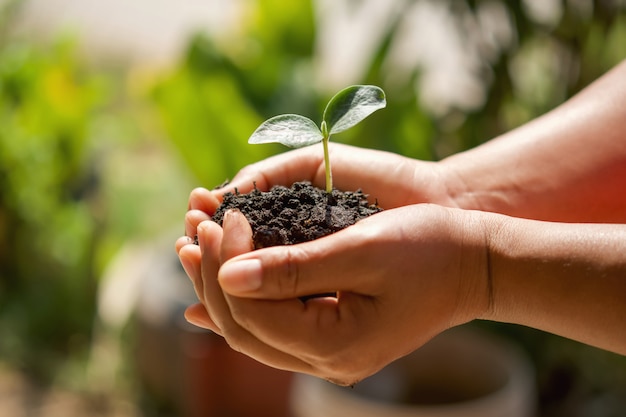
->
[211,181,382,249]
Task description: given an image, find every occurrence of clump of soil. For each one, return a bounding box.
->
[212,181,382,249]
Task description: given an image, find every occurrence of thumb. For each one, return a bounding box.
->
[217,225,376,299]
[221,209,254,261]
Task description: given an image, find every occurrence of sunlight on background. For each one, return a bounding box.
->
[1,0,626,416]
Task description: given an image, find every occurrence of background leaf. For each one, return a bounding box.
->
[248,114,323,148]
[323,85,386,136]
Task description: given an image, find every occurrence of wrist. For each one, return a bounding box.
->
[436,156,485,211]
[446,209,497,327]
[436,139,530,216]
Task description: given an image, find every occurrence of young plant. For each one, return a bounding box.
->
[248,85,386,193]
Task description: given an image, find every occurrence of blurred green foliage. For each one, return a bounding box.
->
[153,1,626,187]
[151,1,437,187]
[457,1,626,151]
[151,39,271,185]
[150,2,318,186]
[0,36,106,379]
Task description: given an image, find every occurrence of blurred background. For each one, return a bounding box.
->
[1,0,625,416]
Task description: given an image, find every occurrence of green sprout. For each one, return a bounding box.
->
[248,85,386,193]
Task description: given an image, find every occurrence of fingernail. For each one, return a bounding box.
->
[224,208,242,217]
[219,259,262,293]
[223,208,243,227]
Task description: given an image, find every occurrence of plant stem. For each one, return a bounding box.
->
[322,135,333,193]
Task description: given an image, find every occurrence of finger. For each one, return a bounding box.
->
[178,242,204,302]
[185,209,211,238]
[196,221,317,376]
[227,294,382,385]
[185,303,222,335]
[175,235,194,254]
[188,226,357,373]
[218,209,255,338]
[226,147,325,193]
[218,221,381,299]
[219,210,326,354]
[225,144,420,209]
[189,187,222,214]
[197,220,227,328]
[220,209,254,261]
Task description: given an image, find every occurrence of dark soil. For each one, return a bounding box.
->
[211,181,382,249]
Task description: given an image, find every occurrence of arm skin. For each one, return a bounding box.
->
[440,59,626,223]
[176,60,626,384]
[482,216,626,356]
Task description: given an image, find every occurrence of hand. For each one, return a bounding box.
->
[177,209,326,376]
[189,143,455,212]
[178,204,491,385]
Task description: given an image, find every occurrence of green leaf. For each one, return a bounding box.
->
[322,85,386,136]
[248,114,323,148]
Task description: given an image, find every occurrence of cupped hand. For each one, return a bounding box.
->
[180,144,456,279]
[177,210,322,376]
[179,204,491,385]
[186,143,453,219]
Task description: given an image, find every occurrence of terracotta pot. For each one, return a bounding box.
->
[291,327,536,417]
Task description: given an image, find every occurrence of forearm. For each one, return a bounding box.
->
[440,60,626,223]
[480,215,626,354]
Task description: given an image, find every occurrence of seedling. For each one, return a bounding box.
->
[248,85,386,193]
